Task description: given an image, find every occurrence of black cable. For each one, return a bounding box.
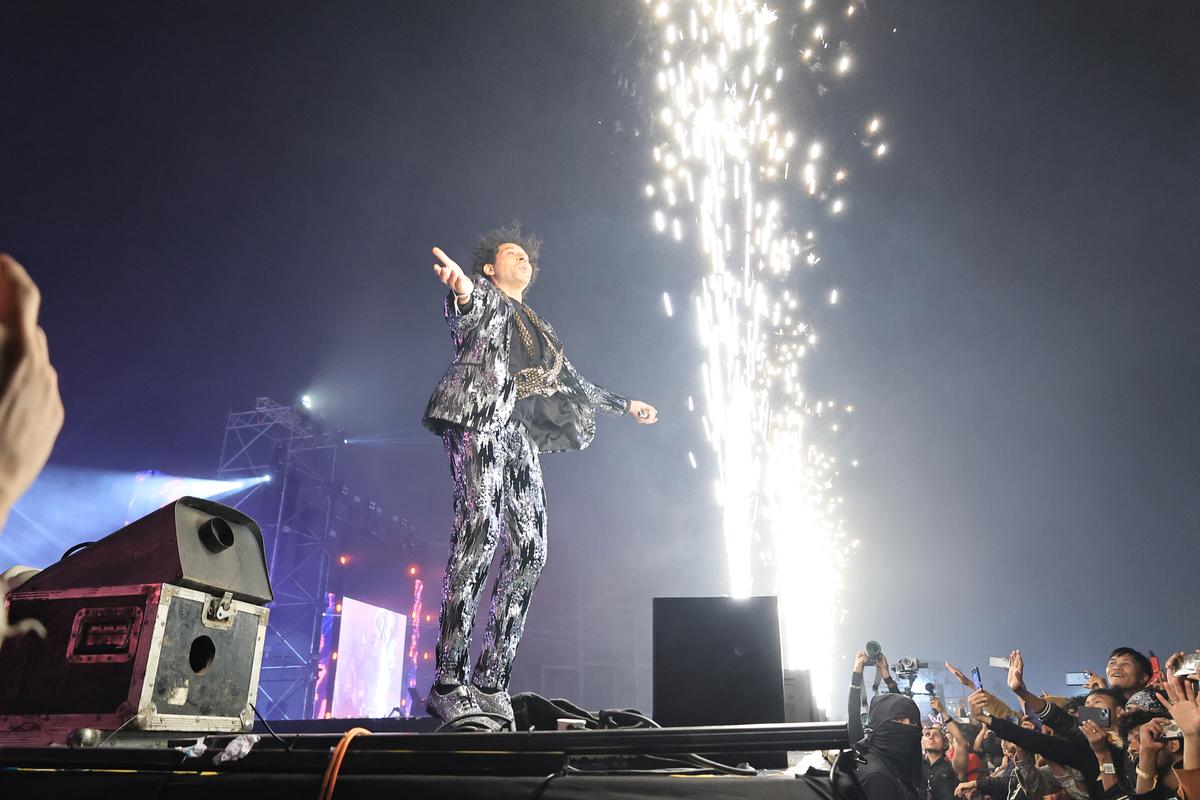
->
[564,763,716,776]
[529,767,567,800]
[250,701,292,754]
[599,709,660,729]
[594,707,754,776]
[60,541,94,560]
[96,712,142,747]
[677,751,757,776]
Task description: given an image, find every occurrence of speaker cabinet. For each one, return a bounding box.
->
[652,596,785,726]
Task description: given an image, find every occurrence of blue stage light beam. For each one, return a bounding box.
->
[0,466,271,571]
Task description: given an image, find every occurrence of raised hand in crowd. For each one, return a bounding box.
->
[932,694,970,778]
[1133,717,1173,795]
[946,661,973,689]
[875,651,892,679]
[1079,717,1119,790]
[953,780,977,799]
[0,254,63,532]
[968,688,993,721]
[1161,651,1200,770]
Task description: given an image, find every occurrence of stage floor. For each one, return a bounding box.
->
[2,771,839,800]
[0,720,849,799]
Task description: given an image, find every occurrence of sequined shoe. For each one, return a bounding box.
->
[469,684,514,728]
[425,684,502,731]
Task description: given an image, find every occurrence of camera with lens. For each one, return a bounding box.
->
[895,656,928,678]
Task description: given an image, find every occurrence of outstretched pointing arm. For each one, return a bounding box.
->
[431,246,483,333]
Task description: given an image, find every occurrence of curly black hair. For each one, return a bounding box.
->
[471,221,542,291]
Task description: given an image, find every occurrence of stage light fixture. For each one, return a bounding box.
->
[301,394,313,410]
[407,565,418,576]
[338,555,349,566]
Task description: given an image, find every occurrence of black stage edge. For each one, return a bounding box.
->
[1,771,843,800]
[0,721,850,797]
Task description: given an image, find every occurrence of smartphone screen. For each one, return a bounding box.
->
[970,667,983,690]
[1065,671,1090,686]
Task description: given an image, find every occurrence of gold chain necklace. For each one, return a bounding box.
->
[511,302,564,400]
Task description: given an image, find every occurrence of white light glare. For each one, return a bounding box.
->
[663,292,675,317]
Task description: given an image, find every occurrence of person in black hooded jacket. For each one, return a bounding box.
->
[856,693,926,800]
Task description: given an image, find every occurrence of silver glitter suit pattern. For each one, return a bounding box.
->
[434,421,547,689]
[422,276,628,695]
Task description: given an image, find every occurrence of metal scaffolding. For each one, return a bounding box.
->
[217,397,343,720]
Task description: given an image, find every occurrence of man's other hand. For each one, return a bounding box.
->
[628,400,658,424]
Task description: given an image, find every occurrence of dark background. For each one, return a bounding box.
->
[1,1,1196,713]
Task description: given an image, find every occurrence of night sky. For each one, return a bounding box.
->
[2,1,1197,709]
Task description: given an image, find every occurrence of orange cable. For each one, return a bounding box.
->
[319,726,372,800]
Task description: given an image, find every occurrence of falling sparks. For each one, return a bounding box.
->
[641,0,888,711]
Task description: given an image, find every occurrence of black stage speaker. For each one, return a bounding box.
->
[652,595,785,727]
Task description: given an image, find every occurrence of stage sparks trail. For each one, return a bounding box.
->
[641,0,888,710]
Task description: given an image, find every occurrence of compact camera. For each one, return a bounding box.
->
[1175,653,1200,678]
[1157,719,1184,740]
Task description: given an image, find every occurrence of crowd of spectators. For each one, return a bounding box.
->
[847,647,1200,800]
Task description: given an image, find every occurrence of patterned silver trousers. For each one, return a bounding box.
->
[434,421,548,690]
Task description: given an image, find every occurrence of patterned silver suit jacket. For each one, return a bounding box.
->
[422,277,629,453]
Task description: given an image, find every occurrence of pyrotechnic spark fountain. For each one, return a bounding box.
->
[641,0,887,710]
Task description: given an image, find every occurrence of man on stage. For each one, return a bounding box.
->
[421,223,657,730]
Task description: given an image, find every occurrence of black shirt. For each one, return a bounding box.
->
[923,757,959,800]
[508,303,546,374]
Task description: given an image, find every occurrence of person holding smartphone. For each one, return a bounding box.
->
[969,651,1128,799]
